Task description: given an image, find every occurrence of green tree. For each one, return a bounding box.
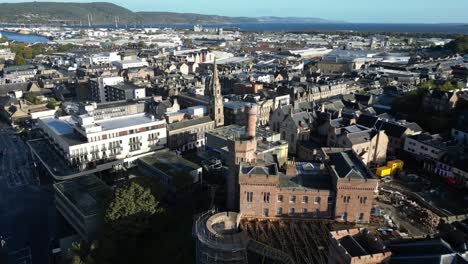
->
[441,81,455,91]
[66,241,97,264]
[105,182,163,239]
[137,41,147,48]
[23,92,39,104]
[445,36,468,54]
[14,55,26,65]
[47,98,59,109]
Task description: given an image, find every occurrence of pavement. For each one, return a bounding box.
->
[0,123,65,264]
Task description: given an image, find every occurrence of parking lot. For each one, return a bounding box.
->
[0,123,57,264]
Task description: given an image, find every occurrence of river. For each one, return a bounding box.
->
[0,31,49,43]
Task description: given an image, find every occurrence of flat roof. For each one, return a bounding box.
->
[96,113,162,131]
[42,116,75,135]
[207,124,279,141]
[28,139,80,177]
[54,175,112,217]
[139,149,201,176]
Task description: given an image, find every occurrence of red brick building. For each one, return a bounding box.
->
[239,148,379,223]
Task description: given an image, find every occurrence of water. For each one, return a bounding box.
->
[2,23,468,43]
[88,23,468,35]
[0,31,49,43]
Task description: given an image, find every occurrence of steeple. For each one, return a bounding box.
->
[210,58,224,127]
[212,58,220,92]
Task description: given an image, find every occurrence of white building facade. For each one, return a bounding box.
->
[38,112,167,172]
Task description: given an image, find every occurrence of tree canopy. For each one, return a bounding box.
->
[445,36,468,54]
[105,182,163,239]
[23,92,41,104]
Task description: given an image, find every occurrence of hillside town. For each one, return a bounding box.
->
[0,23,468,264]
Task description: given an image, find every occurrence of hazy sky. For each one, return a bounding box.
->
[1,0,467,23]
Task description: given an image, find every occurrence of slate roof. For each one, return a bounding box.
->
[387,239,466,264]
[0,96,19,106]
[357,114,379,128]
[346,129,376,145]
[0,83,29,95]
[240,163,278,176]
[327,150,372,179]
[167,116,213,131]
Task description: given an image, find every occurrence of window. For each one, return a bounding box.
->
[263,208,269,217]
[277,195,283,203]
[302,196,308,204]
[290,195,296,203]
[358,213,364,221]
[263,192,270,203]
[360,197,367,204]
[246,192,253,202]
[315,197,321,204]
[343,196,350,203]
[301,208,308,214]
[277,207,283,216]
[342,212,348,221]
[289,208,295,215]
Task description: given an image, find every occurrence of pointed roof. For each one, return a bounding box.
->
[211,57,220,92]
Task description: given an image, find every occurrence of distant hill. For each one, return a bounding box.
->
[0,2,137,25]
[0,2,340,25]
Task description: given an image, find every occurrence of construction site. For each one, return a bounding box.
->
[193,210,332,264]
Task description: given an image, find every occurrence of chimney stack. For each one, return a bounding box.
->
[246,103,258,138]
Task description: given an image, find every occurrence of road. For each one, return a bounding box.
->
[0,123,62,264]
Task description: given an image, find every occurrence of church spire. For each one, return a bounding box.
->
[212,57,220,95]
[210,57,224,127]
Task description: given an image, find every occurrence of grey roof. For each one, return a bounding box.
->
[357,114,379,128]
[0,83,29,95]
[346,129,376,145]
[327,150,372,179]
[54,175,112,217]
[0,96,19,106]
[387,239,467,264]
[240,164,278,176]
[167,116,213,131]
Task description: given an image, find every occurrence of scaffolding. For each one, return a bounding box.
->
[240,218,331,264]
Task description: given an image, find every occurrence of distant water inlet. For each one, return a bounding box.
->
[0,31,49,43]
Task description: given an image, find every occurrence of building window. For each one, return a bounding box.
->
[290,195,296,203]
[343,196,350,203]
[263,208,269,217]
[302,196,308,204]
[277,207,283,216]
[246,192,253,202]
[301,208,308,215]
[342,212,348,221]
[360,197,367,204]
[277,195,283,202]
[358,213,364,221]
[263,192,270,203]
[289,208,295,215]
[315,197,321,204]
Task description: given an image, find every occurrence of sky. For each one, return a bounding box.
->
[1,0,467,23]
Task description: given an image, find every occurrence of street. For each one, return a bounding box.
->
[0,123,60,264]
